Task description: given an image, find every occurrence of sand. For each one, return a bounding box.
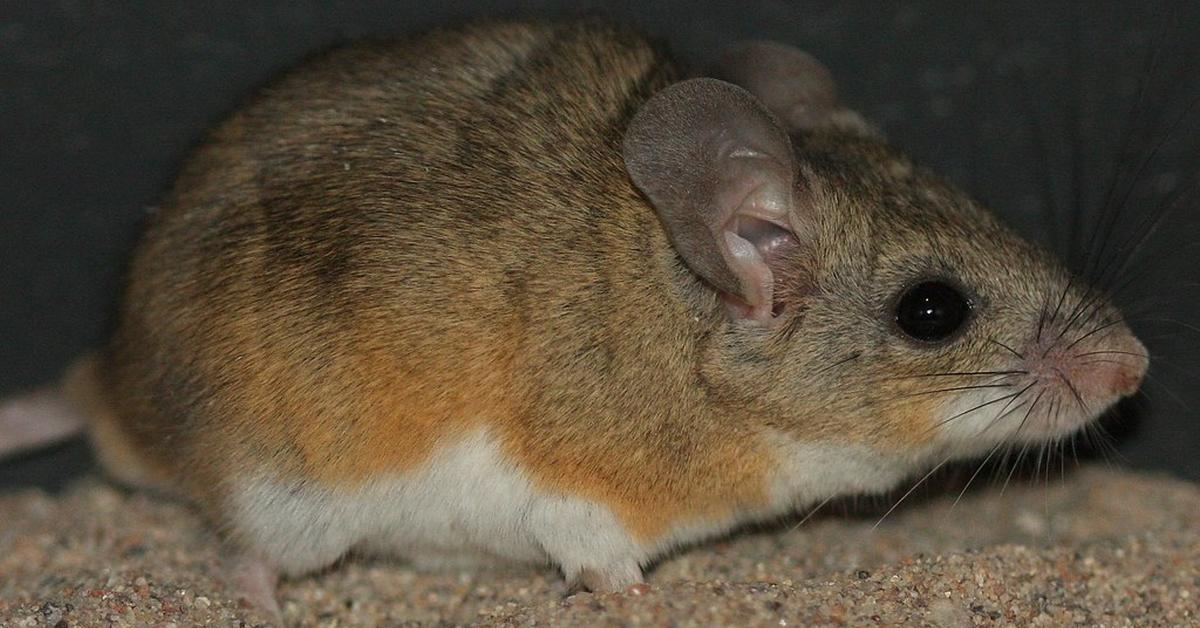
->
[0,465,1197,626]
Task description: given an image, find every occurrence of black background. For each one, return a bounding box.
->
[2,1,1199,488]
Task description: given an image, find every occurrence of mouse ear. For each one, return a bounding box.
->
[623,78,808,322]
[708,41,867,134]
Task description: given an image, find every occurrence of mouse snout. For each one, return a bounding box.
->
[1105,335,1149,397]
[1069,333,1147,399]
[1024,322,1148,410]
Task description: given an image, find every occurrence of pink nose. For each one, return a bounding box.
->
[1068,334,1148,401]
[1107,356,1147,396]
[1013,325,1147,441]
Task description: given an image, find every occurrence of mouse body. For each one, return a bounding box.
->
[7,19,1147,611]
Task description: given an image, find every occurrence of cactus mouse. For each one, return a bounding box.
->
[0,19,1147,615]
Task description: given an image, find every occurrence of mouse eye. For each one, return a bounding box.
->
[894,280,972,342]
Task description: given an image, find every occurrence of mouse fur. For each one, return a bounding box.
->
[1,19,1148,609]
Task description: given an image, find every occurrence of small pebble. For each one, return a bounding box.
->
[626,583,651,596]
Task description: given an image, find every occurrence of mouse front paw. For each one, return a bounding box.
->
[568,562,644,593]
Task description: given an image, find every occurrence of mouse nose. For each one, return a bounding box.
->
[1102,336,1149,397]
[1035,325,1148,403]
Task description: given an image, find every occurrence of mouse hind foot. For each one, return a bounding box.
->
[223,552,283,622]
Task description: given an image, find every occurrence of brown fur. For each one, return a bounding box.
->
[97,21,771,539]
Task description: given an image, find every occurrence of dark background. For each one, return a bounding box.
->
[2,1,1198,488]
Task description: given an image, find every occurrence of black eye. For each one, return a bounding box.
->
[895,281,972,342]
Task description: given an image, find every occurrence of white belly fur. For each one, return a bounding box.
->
[230,429,926,580]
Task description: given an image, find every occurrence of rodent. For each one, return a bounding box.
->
[0,19,1148,616]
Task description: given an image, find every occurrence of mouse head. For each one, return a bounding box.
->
[623,41,1147,458]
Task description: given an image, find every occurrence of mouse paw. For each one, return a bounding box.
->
[223,553,282,621]
[570,562,644,593]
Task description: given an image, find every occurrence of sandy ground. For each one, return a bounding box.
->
[0,465,1197,627]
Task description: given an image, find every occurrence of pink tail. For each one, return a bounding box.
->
[0,385,88,458]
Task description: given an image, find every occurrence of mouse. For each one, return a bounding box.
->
[0,19,1148,617]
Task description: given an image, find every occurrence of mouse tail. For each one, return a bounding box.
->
[0,354,96,459]
[1,354,175,491]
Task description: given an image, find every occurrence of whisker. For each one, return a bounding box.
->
[1053,367,1090,415]
[1074,10,1171,278]
[1052,291,1108,347]
[925,387,1029,436]
[872,457,950,530]
[1001,441,1034,496]
[1090,124,1200,291]
[987,338,1025,360]
[868,373,1021,409]
[883,369,1029,381]
[951,382,1040,507]
[1072,349,1148,359]
[1077,358,1138,369]
[1047,276,1076,330]
[1021,390,1047,431]
[1080,420,1129,466]
[998,389,1047,498]
[1036,296,1050,343]
[1103,232,1200,303]
[1122,317,1200,334]
[1143,371,1192,411]
[814,351,862,375]
[895,383,1015,399]
[1083,85,1200,292]
[1062,318,1125,352]
[978,397,1034,438]
[1034,442,1048,491]
[1048,397,1065,441]
[788,495,834,532]
[951,441,1004,508]
[1058,434,1068,486]
[1057,284,1100,340]
[1068,425,1080,467]
[1096,179,1200,297]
